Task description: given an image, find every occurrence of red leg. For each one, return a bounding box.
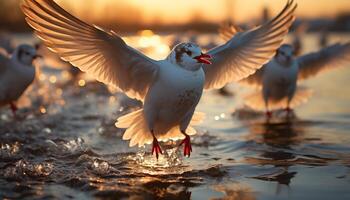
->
[265,111,272,119]
[265,100,272,119]
[285,107,292,117]
[151,137,162,159]
[10,102,17,117]
[179,133,192,157]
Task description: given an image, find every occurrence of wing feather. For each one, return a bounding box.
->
[22,0,159,101]
[204,0,296,89]
[297,43,350,80]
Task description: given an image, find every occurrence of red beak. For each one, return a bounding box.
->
[194,53,212,65]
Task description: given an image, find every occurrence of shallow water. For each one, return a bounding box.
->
[1,33,350,199]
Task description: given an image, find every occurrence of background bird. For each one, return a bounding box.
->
[21,0,296,158]
[0,44,38,116]
[239,43,350,118]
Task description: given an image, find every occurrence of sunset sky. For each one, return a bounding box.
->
[56,0,350,24]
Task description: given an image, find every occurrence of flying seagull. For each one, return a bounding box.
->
[22,0,296,158]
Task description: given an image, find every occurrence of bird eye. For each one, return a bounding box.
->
[186,51,192,56]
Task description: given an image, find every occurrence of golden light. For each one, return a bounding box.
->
[138,35,161,48]
[155,44,171,56]
[61,70,70,79]
[39,74,46,81]
[138,29,154,37]
[57,0,350,25]
[49,76,57,84]
[38,88,46,95]
[78,79,86,87]
[40,106,47,114]
[56,89,63,96]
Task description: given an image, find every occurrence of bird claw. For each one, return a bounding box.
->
[180,134,192,157]
[152,138,162,159]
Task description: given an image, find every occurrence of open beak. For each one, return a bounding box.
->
[194,53,212,65]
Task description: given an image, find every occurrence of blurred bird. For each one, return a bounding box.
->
[0,44,39,116]
[239,43,350,118]
[22,0,296,158]
[291,22,308,56]
[0,32,15,54]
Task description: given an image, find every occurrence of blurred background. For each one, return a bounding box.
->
[1,0,350,32]
[1,1,350,199]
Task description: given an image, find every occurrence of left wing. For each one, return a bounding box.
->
[203,0,296,89]
[297,43,350,80]
[21,0,160,101]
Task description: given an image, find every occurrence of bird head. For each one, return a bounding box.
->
[275,44,295,65]
[168,42,212,70]
[13,44,41,66]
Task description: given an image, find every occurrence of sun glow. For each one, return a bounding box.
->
[55,0,350,24]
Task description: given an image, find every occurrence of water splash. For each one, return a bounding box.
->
[63,137,86,153]
[4,160,53,179]
[134,147,182,168]
[0,142,20,159]
[90,159,111,175]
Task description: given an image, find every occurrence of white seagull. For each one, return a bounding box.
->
[238,43,350,117]
[22,0,296,158]
[0,45,38,116]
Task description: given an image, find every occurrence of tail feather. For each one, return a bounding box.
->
[122,120,143,140]
[290,88,313,108]
[115,109,205,147]
[116,109,143,128]
[244,87,313,111]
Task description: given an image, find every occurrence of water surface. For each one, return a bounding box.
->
[0,33,350,200]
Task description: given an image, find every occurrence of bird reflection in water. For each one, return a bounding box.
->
[244,121,304,194]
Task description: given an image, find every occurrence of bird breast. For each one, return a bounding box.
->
[145,64,205,121]
[263,60,298,87]
[0,62,35,102]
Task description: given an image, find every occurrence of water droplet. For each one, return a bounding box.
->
[91,159,110,175]
[42,127,52,134]
[0,142,20,159]
[4,160,53,179]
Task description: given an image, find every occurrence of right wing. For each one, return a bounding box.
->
[203,0,296,90]
[297,43,350,80]
[219,23,242,42]
[218,19,265,88]
[22,0,159,101]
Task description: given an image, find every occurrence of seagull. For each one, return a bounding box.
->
[238,43,350,118]
[22,0,296,158]
[0,44,38,116]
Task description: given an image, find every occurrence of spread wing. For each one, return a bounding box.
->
[297,42,350,80]
[219,23,242,42]
[22,0,159,101]
[203,0,296,89]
